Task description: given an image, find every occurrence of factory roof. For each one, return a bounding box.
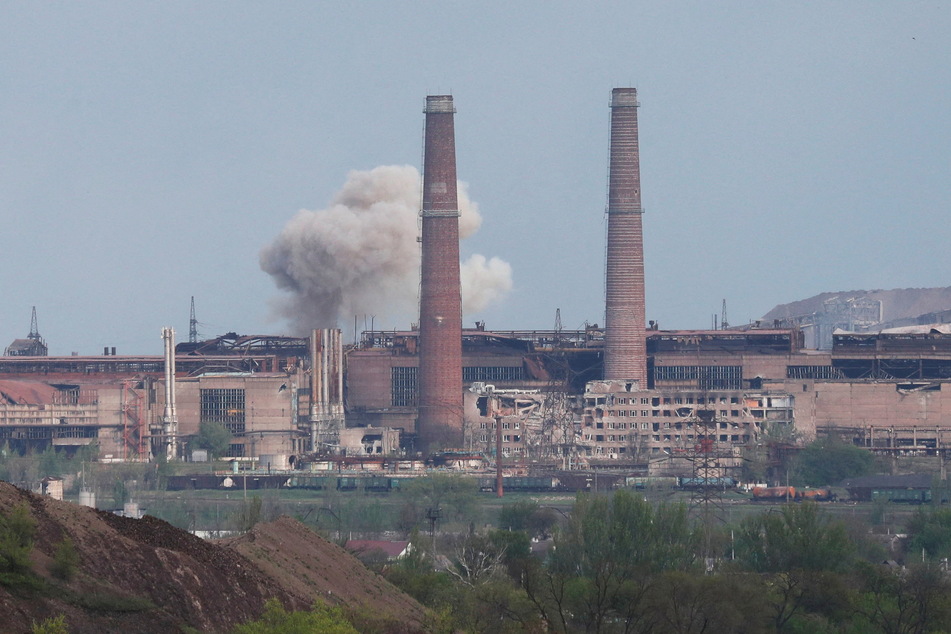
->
[0,380,58,406]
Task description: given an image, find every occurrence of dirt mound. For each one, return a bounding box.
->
[0,482,424,632]
[222,517,426,629]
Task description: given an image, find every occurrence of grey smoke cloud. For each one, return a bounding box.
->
[260,165,513,333]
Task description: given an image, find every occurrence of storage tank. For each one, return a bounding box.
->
[78,489,96,508]
[259,454,290,471]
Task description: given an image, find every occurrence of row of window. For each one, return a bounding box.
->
[590,421,744,431]
[478,434,522,443]
[611,394,742,406]
[0,426,98,440]
[391,366,526,407]
[478,421,520,429]
[581,432,750,443]
[597,409,743,419]
[653,365,743,389]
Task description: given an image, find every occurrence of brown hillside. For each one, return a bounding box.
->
[0,482,425,633]
[221,517,426,630]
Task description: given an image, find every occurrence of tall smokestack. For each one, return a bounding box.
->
[417,95,464,452]
[603,88,647,384]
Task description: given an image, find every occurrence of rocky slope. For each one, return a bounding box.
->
[0,482,425,632]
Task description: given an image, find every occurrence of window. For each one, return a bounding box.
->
[201,388,246,434]
[787,366,840,380]
[653,366,742,390]
[391,367,417,406]
[463,366,524,382]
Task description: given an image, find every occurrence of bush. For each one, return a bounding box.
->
[31,615,68,634]
[233,598,358,634]
[0,503,36,574]
[49,537,80,581]
[793,436,873,486]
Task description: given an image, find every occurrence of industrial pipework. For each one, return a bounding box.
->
[310,328,344,452]
[161,326,179,460]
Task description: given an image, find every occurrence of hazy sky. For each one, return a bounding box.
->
[2,3,949,355]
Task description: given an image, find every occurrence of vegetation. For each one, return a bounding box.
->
[31,615,68,634]
[0,502,36,575]
[376,488,951,633]
[195,421,233,460]
[793,435,874,486]
[232,598,358,634]
[906,506,951,560]
[49,537,80,582]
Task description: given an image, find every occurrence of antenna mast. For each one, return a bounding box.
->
[29,306,41,341]
[189,297,198,344]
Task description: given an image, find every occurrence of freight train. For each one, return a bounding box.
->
[166,474,403,493]
[677,477,737,490]
[750,486,836,502]
[477,476,565,493]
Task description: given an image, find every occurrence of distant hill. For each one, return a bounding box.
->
[762,286,951,326]
[0,482,425,633]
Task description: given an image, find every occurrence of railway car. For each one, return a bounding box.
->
[678,477,737,490]
[478,476,563,493]
[871,489,932,504]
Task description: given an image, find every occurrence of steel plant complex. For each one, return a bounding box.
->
[5,89,951,489]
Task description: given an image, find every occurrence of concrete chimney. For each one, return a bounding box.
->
[417,95,464,452]
[603,88,647,384]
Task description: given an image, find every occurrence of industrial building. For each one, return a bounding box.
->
[5,89,951,475]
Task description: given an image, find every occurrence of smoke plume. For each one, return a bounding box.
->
[260,165,512,333]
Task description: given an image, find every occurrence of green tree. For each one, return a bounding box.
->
[907,507,951,561]
[734,504,855,630]
[38,447,66,479]
[49,537,80,581]
[238,496,263,532]
[232,598,358,634]
[735,503,854,574]
[854,562,951,634]
[401,474,478,526]
[0,502,36,574]
[641,571,772,634]
[793,436,873,486]
[537,490,699,633]
[196,421,232,460]
[498,500,558,538]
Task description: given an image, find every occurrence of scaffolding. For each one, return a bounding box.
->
[120,380,148,461]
